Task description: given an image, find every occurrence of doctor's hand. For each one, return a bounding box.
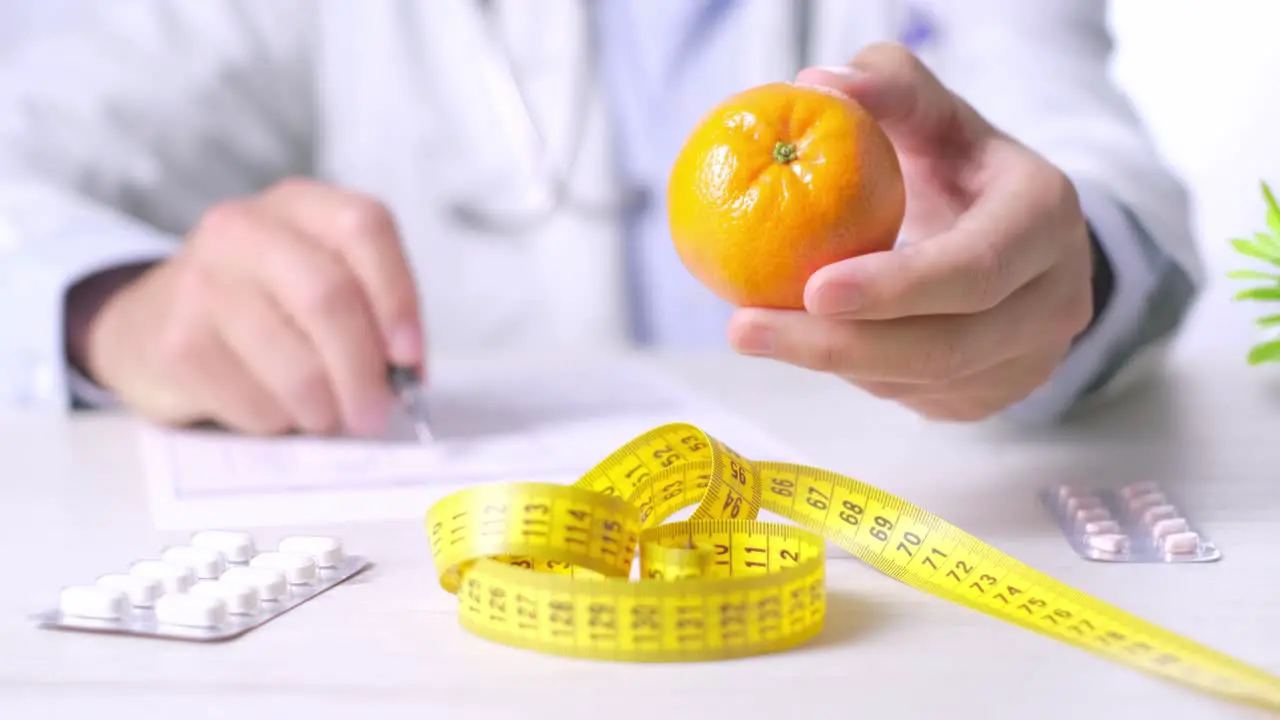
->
[727,43,1096,422]
[72,178,425,436]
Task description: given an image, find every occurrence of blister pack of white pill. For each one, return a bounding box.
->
[1041,481,1220,563]
[33,531,371,641]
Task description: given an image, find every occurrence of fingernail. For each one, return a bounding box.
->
[794,66,862,99]
[733,323,775,356]
[389,324,422,364]
[810,282,860,315]
[814,65,860,77]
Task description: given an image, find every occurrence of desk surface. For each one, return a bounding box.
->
[2,351,1278,720]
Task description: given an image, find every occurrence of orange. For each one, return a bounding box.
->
[666,81,906,309]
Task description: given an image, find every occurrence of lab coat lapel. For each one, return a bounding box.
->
[734,0,901,79]
[397,0,628,351]
[496,0,632,350]
[733,1,798,84]
[809,0,903,65]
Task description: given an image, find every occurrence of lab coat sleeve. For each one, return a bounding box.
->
[918,0,1201,424]
[0,0,314,411]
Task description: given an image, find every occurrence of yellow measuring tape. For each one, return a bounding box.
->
[426,422,1280,711]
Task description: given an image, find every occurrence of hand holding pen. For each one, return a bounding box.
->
[66,178,426,437]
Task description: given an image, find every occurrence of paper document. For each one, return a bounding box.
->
[138,355,803,529]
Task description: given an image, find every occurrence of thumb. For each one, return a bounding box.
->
[795,42,990,155]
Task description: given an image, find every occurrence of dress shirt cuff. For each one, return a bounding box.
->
[997,179,1176,426]
[62,253,170,410]
[67,364,123,410]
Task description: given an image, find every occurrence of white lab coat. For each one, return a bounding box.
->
[0,0,1199,411]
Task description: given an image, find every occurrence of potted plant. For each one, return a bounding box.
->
[1227,181,1280,364]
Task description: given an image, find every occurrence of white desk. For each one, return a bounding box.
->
[2,351,1278,720]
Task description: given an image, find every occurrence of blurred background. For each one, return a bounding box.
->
[1110,0,1280,360]
[0,0,87,51]
[1,0,1277,362]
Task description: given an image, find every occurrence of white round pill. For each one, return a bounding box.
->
[1142,504,1179,526]
[190,580,259,615]
[161,545,227,579]
[1086,533,1129,555]
[1066,495,1102,514]
[221,566,288,601]
[1126,492,1167,515]
[250,551,317,584]
[96,573,163,607]
[1074,507,1110,526]
[1083,520,1121,535]
[60,585,128,620]
[190,530,256,563]
[1120,481,1160,500]
[1163,531,1201,555]
[278,535,344,568]
[1150,517,1190,541]
[129,560,195,594]
[154,592,228,628]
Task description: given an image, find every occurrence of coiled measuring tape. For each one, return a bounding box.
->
[426,422,1280,712]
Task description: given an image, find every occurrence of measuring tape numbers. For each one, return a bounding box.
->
[425,422,1280,711]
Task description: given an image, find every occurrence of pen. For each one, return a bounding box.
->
[387,364,433,441]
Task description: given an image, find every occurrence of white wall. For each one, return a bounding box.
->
[1109,0,1280,358]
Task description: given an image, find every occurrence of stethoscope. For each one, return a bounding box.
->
[450,0,817,237]
[449,0,646,236]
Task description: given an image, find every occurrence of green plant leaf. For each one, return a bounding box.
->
[1248,339,1280,365]
[1229,238,1280,266]
[1227,269,1280,281]
[1234,286,1280,301]
[1264,181,1280,238]
[1255,232,1280,255]
[1256,314,1280,327]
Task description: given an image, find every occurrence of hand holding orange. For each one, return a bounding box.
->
[666,44,1099,423]
[666,81,906,309]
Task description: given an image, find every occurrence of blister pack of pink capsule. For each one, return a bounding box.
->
[1041,480,1221,563]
